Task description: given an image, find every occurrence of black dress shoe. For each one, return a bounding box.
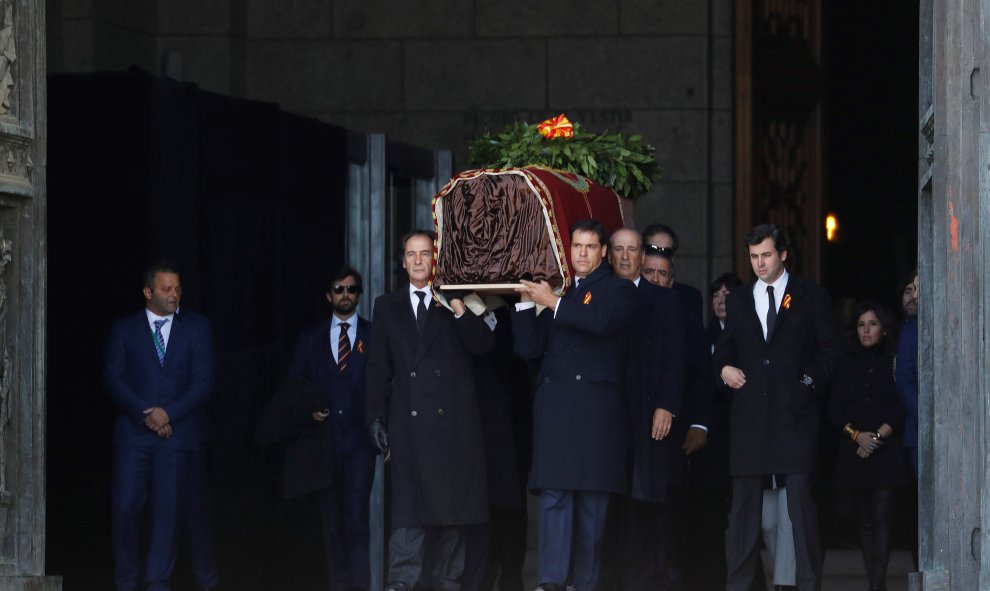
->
[384,582,413,591]
[532,584,563,591]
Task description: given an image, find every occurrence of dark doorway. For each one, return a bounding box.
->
[822,1,920,311]
[46,71,348,590]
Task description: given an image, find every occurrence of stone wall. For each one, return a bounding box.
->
[47,0,735,293]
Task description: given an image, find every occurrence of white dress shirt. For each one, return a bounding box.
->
[408,284,434,318]
[754,269,789,340]
[145,308,175,348]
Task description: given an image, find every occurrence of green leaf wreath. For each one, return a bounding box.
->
[467,119,661,201]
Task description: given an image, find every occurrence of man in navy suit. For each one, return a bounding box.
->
[288,265,375,591]
[105,262,215,591]
[714,224,841,591]
[605,228,685,591]
[512,219,637,591]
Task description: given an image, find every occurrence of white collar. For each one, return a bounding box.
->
[756,268,789,296]
[332,313,358,328]
[408,283,433,299]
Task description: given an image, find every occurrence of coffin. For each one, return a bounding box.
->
[432,166,630,299]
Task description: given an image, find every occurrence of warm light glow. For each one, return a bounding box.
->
[826,214,838,241]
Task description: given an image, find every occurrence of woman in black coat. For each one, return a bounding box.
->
[828,301,907,591]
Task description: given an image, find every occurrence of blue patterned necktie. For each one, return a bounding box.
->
[153,318,168,366]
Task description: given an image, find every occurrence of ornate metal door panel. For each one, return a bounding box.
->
[737,0,824,279]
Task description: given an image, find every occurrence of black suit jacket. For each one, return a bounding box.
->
[366,287,494,527]
[626,279,686,503]
[713,274,841,476]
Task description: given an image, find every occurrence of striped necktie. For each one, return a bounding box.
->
[337,322,351,372]
[153,319,168,366]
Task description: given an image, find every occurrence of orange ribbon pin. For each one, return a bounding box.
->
[583,292,593,305]
[537,114,574,139]
[782,294,792,310]
[357,340,365,353]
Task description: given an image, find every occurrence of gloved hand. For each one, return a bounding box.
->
[369,419,389,456]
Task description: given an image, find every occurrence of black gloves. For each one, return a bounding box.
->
[369,419,389,456]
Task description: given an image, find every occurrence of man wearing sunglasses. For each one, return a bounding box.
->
[285,265,376,591]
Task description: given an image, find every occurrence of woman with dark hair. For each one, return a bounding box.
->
[828,301,906,591]
[706,272,744,351]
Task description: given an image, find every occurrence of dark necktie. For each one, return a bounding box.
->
[337,322,351,372]
[152,319,168,366]
[766,285,777,339]
[415,291,428,332]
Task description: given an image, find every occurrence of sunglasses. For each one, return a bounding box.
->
[645,245,675,256]
[331,285,362,295]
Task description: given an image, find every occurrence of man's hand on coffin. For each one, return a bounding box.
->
[445,290,470,316]
[517,279,560,310]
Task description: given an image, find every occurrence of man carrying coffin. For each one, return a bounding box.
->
[366,230,495,591]
[512,219,638,591]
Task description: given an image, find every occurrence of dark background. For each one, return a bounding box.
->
[47,71,348,590]
[823,0,920,321]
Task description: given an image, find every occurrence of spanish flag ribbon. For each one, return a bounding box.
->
[537,114,574,139]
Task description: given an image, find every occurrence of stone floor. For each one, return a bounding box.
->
[514,495,915,590]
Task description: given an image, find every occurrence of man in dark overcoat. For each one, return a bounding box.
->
[366,230,495,591]
[606,228,686,590]
[512,219,637,591]
[714,223,842,591]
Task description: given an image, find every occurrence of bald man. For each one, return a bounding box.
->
[606,228,686,590]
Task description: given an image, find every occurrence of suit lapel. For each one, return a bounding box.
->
[414,294,443,366]
[162,313,184,368]
[768,275,804,343]
[137,312,162,366]
[318,319,338,379]
[354,319,371,361]
[741,281,764,342]
[390,289,430,368]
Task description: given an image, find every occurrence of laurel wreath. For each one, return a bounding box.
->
[467,120,661,201]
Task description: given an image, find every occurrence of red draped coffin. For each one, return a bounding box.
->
[432,166,628,294]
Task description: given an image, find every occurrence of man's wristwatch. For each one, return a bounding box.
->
[801,374,814,387]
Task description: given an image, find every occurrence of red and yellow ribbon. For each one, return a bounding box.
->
[537,114,574,139]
